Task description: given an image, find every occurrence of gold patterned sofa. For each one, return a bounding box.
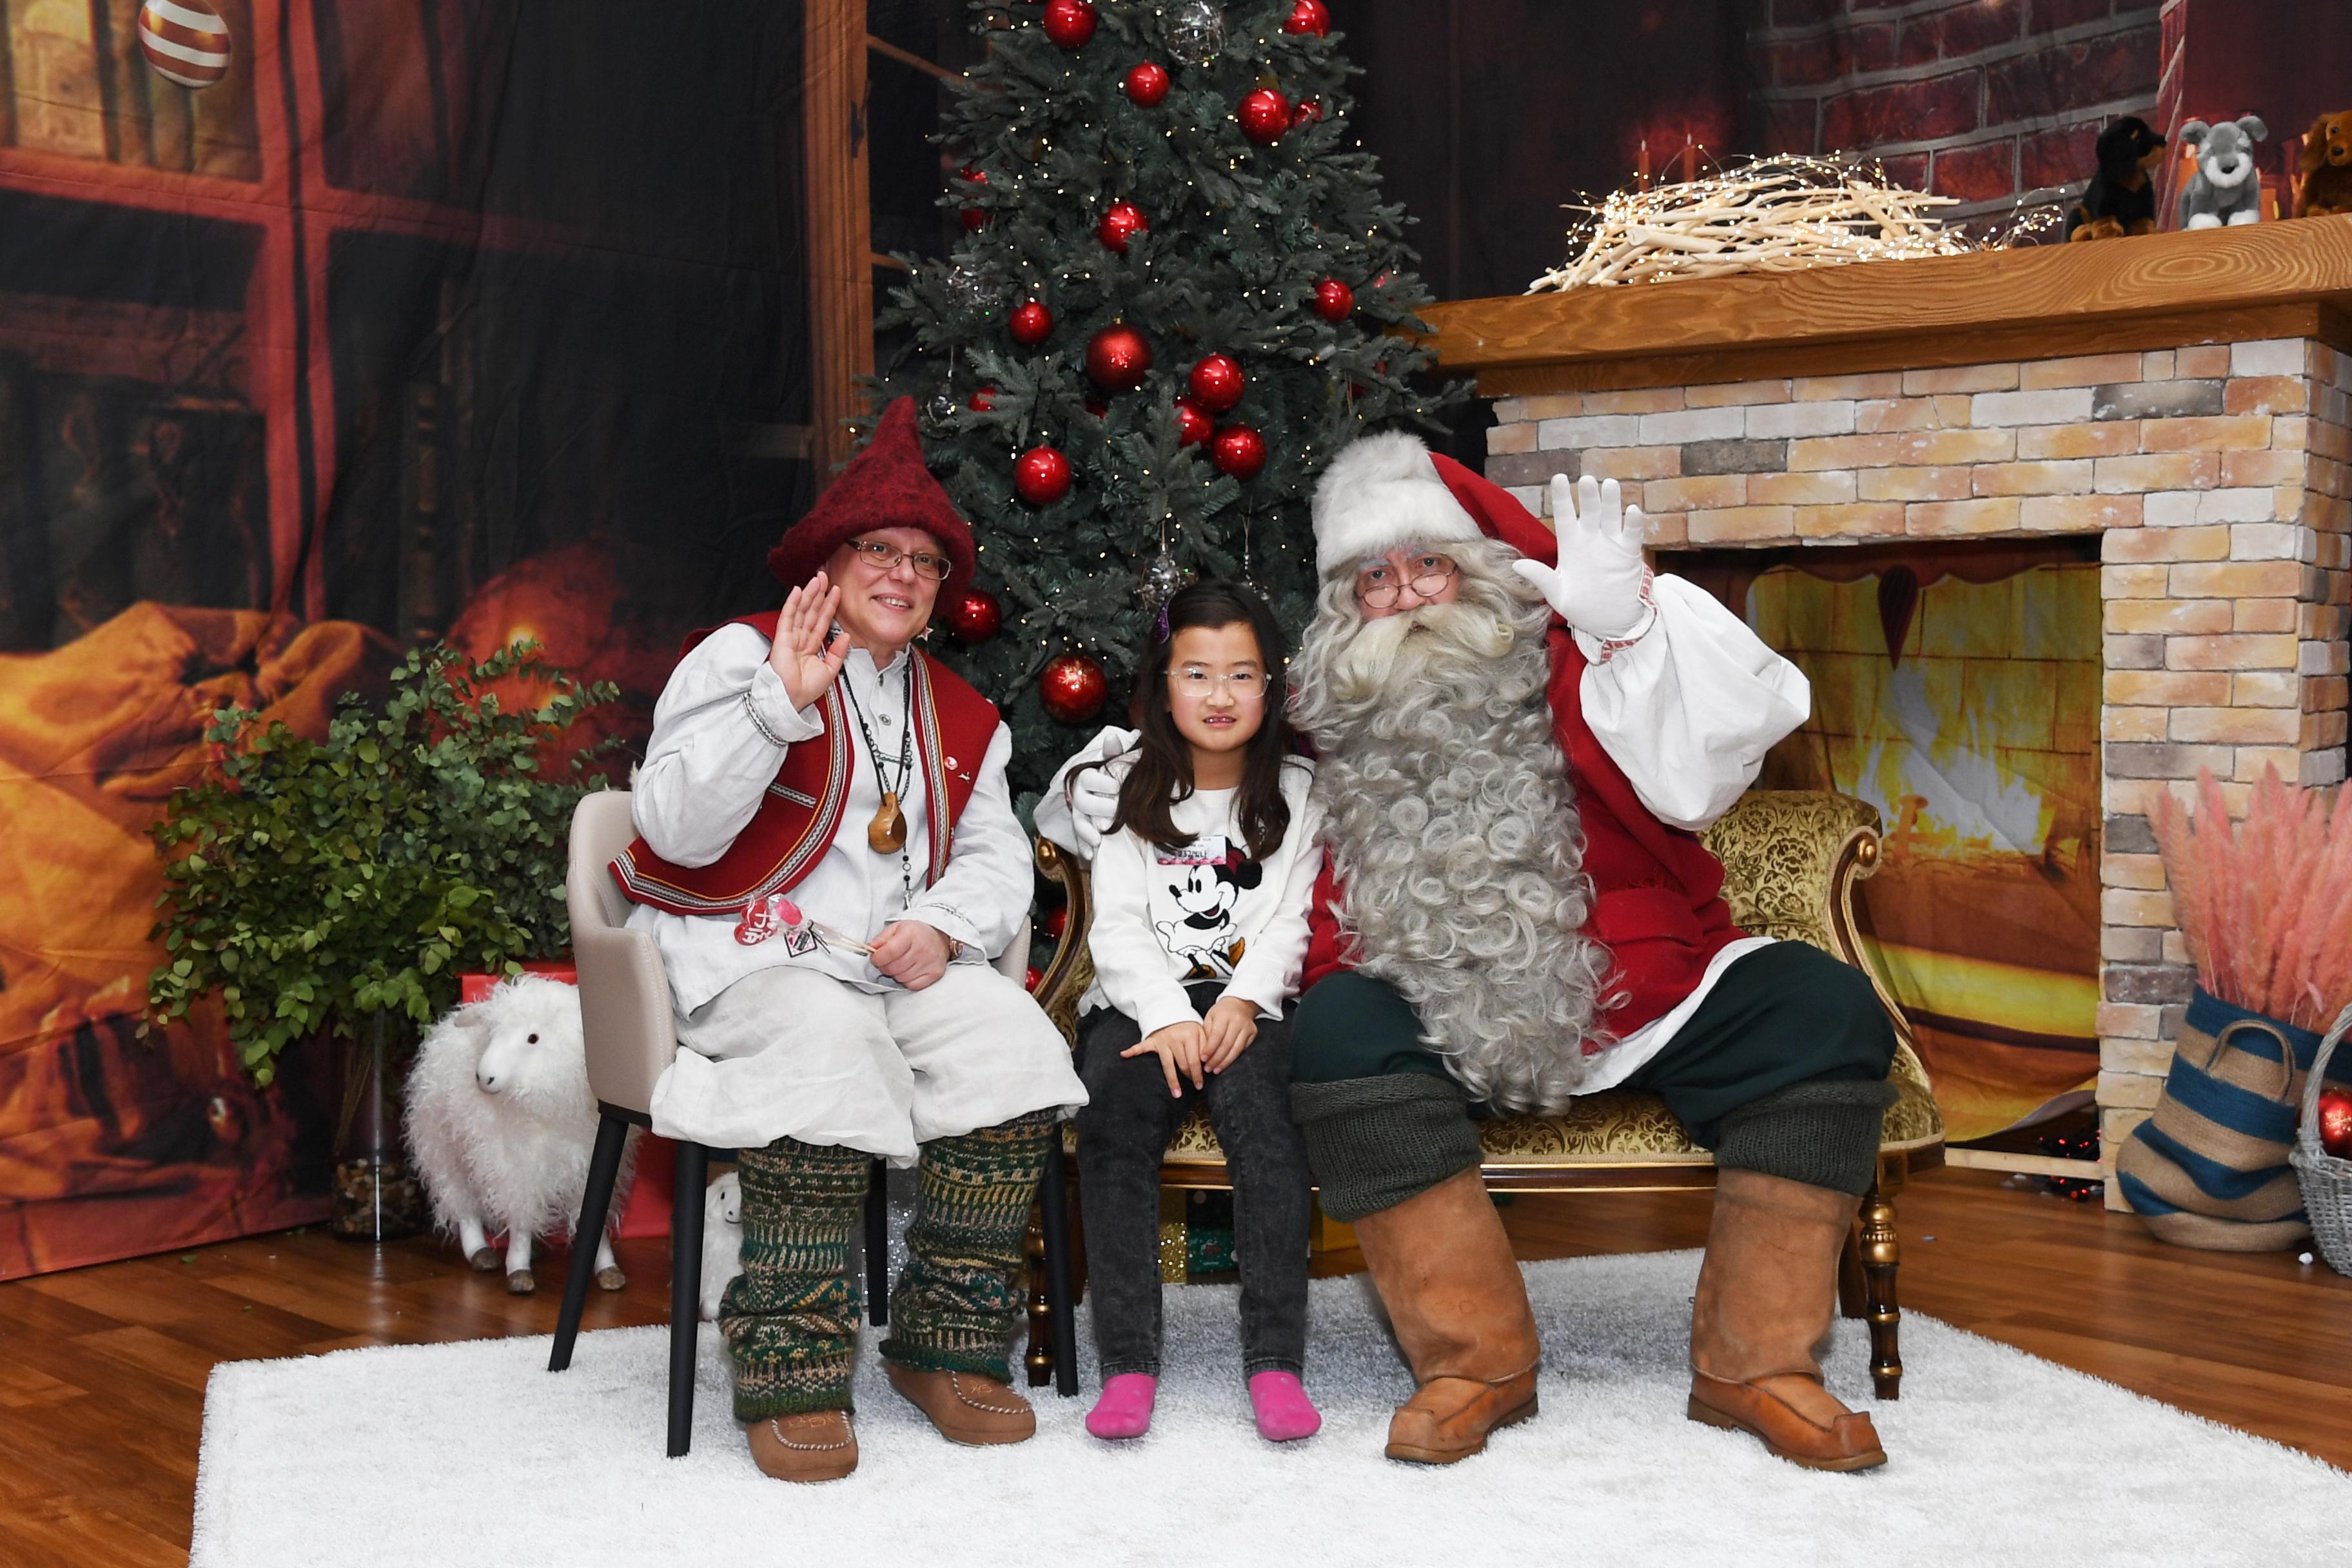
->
[1024,790,1946,1400]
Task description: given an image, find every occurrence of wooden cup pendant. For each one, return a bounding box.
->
[869,791,908,854]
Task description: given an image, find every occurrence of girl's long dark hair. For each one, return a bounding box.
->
[1098,580,1297,859]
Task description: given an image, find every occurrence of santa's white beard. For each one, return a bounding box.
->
[1293,558,1616,1112]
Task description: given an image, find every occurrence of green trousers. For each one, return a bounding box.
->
[719,1110,1055,1420]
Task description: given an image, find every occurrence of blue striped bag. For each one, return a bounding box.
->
[2117,987,2352,1251]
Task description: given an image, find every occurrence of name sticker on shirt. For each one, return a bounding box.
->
[1155,834,1228,867]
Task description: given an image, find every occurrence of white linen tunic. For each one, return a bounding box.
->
[1035,574,1809,1093]
[628,625,1084,1161]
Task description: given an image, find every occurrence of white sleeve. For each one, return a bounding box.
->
[1220,772,1324,1019]
[903,721,1034,961]
[1573,574,1810,832]
[1086,829,1201,1039]
[630,625,823,868]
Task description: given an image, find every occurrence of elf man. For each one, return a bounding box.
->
[1043,432,1899,1473]
[614,397,1084,1483]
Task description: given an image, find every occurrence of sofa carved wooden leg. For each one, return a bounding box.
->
[1857,1178,1903,1400]
[1024,1200,1053,1388]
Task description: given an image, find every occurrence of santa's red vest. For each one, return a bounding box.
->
[1300,457,1746,1037]
[611,612,1000,917]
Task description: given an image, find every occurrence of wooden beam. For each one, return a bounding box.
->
[1422,217,2352,394]
[804,0,873,483]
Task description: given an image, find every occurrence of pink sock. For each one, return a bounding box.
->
[1086,1373,1157,1440]
[1248,1370,1321,1442]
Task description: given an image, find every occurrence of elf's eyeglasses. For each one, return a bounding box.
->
[846,538,953,581]
[1168,667,1268,701]
[1355,552,1458,609]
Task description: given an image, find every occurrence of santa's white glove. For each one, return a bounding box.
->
[1511,474,1653,640]
[1037,725,1137,860]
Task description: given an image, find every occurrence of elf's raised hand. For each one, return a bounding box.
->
[769,571,849,710]
[1510,474,1652,640]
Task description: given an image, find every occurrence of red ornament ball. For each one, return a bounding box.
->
[1124,61,1171,106]
[1291,97,1323,129]
[1188,353,1244,413]
[968,384,997,411]
[1086,324,1153,392]
[1025,964,1045,993]
[2320,1088,2352,1159]
[1239,87,1291,145]
[1174,398,1213,446]
[1311,278,1354,320]
[1281,0,1331,37]
[1041,903,1070,940]
[1041,0,1096,48]
[1211,424,1267,480]
[1009,300,1054,345]
[946,587,1002,643]
[1040,653,1110,724]
[1098,200,1149,254]
[1014,445,1072,505]
[958,165,988,230]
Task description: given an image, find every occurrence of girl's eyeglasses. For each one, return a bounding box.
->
[846,538,952,581]
[1356,553,1458,609]
[1168,667,1268,701]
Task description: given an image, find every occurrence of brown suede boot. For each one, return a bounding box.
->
[746,1410,858,1483]
[1686,1168,1886,1473]
[1350,1168,1542,1464]
[885,1363,1037,1446]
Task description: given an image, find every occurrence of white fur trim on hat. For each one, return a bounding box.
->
[1309,431,1483,578]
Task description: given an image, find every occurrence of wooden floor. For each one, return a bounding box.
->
[4,1167,2347,1565]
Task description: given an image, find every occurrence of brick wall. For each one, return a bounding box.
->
[1746,0,2164,217]
[1484,330,2351,1197]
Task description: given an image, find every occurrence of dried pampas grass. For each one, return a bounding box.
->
[1529,153,2061,292]
[2155,767,2352,1030]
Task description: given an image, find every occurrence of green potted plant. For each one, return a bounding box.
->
[147,642,619,1240]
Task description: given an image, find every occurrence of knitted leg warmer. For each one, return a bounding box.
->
[1289,1075,1483,1224]
[1714,1079,1901,1198]
[721,1135,872,1421]
[882,1110,1057,1381]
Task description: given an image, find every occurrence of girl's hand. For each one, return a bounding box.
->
[769,572,849,711]
[1200,995,1259,1073]
[1123,1021,1208,1098]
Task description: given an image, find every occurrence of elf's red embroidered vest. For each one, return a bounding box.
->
[611,612,1001,917]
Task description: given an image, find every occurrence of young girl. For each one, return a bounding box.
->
[1070,580,1324,1443]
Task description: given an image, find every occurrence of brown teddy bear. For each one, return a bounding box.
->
[2300,111,2352,218]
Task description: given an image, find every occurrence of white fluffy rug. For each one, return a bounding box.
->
[192,1250,2343,1568]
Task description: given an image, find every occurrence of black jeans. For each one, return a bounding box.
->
[1073,985,1312,1379]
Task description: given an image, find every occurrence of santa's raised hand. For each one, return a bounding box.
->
[1511,474,1653,642]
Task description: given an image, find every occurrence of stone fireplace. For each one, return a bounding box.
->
[1424,219,2352,1200]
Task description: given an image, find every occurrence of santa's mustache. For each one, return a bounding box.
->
[1322,597,1519,706]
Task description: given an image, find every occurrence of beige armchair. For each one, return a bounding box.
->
[1024,789,1946,1400]
[546,788,1048,1455]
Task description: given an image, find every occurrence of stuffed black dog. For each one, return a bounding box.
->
[2068,116,2167,241]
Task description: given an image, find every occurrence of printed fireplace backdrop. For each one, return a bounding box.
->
[1681,542,2104,1144]
[0,0,835,1276]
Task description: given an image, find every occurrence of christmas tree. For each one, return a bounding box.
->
[867,0,1458,798]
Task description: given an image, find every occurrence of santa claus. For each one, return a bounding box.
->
[1041,432,1898,1472]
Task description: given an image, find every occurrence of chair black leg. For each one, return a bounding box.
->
[1039,1137,1079,1396]
[549,1112,630,1373]
[865,1158,890,1328]
[667,1141,710,1458]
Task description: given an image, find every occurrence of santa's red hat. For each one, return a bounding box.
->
[1309,430,1556,577]
[766,397,977,598]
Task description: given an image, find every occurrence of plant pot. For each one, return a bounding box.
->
[331,1014,427,1242]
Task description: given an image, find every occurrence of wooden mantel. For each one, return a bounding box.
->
[1421,218,2352,397]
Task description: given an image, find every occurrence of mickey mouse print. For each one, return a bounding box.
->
[1152,836,1264,981]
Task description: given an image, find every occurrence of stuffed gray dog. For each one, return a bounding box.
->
[2179,115,2269,229]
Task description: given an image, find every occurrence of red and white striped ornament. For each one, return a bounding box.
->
[139,0,232,90]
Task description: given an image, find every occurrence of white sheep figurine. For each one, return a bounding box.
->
[405,973,637,1294]
[699,1170,744,1321]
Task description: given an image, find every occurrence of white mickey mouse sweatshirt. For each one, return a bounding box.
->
[1081,755,1323,1037]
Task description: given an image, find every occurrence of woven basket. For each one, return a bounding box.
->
[2289,1003,2352,1277]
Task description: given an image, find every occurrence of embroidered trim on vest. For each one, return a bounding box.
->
[765,782,819,808]
[914,652,955,885]
[611,685,852,914]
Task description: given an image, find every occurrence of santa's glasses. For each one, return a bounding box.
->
[1168,667,1268,701]
[1355,552,1458,608]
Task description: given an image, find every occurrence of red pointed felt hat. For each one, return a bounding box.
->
[765,397,977,598]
